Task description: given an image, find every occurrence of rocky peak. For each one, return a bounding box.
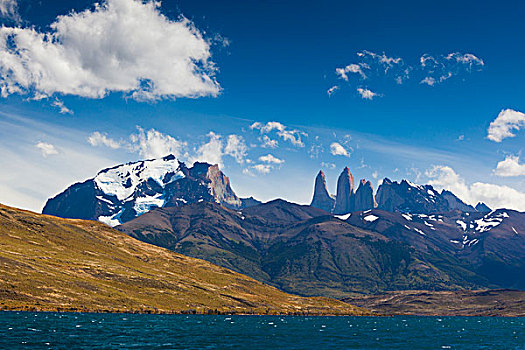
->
[441,190,475,212]
[475,202,491,213]
[334,166,356,214]
[310,170,336,213]
[354,179,377,211]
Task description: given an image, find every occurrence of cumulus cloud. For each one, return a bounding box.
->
[494,155,525,177]
[259,154,284,164]
[224,134,247,164]
[88,128,251,167]
[0,0,220,101]
[330,142,350,157]
[487,109,525,142]
[242,153,284,176]
[250,121,307,147]
[88,132,122,149]
[260,135,278,149]
[129,127,187,159]
[190,132,223,166]
[356,88,379,100]
[336,64,367,80]
[243,164,272,176]
[426,165,525,211]
[35,142,58,157]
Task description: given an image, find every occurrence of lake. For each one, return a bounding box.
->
[0,312,523,349]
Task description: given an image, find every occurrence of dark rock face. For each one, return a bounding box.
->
[441,190,475,212]
[240,197,263,208]
[354,179,377,211]
[376,178,451,214]
[475,202,492,213]
[43,155,259,226]
[168,162,242,209]
[310,171,336,213]
[334,167,355,214]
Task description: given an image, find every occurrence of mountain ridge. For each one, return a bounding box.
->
[0,203,367,315]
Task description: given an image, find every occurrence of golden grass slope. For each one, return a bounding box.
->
[0,204,369,315]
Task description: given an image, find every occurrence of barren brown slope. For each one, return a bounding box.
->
[343,289,525,317]
[0,204,368,315]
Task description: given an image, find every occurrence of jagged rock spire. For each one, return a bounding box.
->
[334,166,355,214]
[354,179,377,211]
[310,170,336,213]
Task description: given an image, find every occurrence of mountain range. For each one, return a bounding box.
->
[42,156,525,298]
[0,203,365,315]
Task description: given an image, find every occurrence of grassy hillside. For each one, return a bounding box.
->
[0,204,369,315]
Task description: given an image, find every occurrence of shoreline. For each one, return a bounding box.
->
[0,305,374,317]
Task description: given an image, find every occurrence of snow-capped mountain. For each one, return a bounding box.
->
[43,155,260,226]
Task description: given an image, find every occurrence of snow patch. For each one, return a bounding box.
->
[335,213,352,220]
[456,220,467,231]
[363,214,379,222]
[413,227,426,236]
[133,194,165,217]
[94,157,183,201]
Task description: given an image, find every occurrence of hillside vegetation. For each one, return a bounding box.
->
[0,204,368,315]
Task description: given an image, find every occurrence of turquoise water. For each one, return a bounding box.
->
[0,312,523,349]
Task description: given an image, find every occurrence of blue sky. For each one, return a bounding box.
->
[0,0,524,211]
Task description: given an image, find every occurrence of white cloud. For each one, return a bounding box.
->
[224,134,247,164]
[331,51,483,98]
[244,164,272,175]
[356,88,379,100]
[250,121,306,147]
[358,50,402,67]
[260,135,278,149]
[487,109,525,142]
[129,127,186,159]
[445,52,484,69]
[494,155,525,177]
[193,131,223,166]
[330,142,350,157]
[35,142,59,157]
[420,77,436,86]
[327,85,339,96]
[51,99,73,115]
[259,154,284,164]
[321,162,336,169]
[0,0,19,20]
[336,63,367,80]
[372,171,378,179]
[426,165,525,211]
[87,128,249,166]
[250,121,286,134]
[88,132,122,149]
[0,0,220,101]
